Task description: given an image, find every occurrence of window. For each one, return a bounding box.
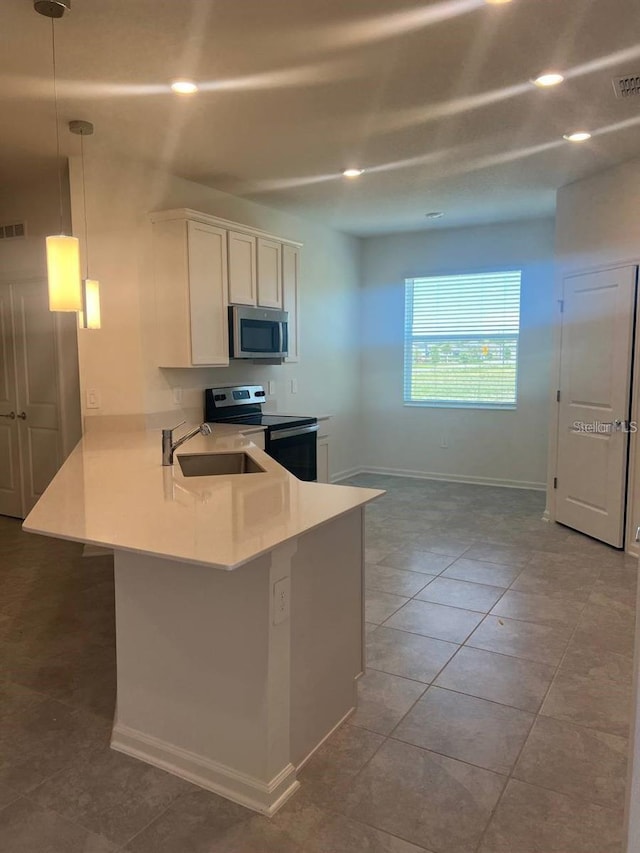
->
[404,270,521,409]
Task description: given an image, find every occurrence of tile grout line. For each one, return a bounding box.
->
[365,511,626,851]
[471,576,600,853]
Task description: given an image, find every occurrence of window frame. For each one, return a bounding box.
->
[403,267,522,411]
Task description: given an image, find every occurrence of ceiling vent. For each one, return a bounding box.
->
[613,75,640,99]
[0,222,26,240]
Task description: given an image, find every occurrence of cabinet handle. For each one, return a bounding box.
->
[0,411,16,419]
[17,412,26,420]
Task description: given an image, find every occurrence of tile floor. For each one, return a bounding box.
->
[0,475,636,852]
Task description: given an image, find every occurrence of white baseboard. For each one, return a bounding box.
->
[111,723,299,816]
[331,467,363,483]
[295,706,355,773]
[335,465,545,491]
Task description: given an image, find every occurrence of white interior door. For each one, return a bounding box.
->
[0,284,22,517]
[556,266,638,547]
[12,280,62,516]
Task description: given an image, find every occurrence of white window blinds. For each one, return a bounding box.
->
[404,270,522,409]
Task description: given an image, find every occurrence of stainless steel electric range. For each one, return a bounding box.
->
[205,385,318,481]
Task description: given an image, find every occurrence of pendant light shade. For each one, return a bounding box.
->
[36,1,81,314]
[79,278,101,329]
[46,235,82,311]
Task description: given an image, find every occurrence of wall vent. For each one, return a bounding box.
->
[0,221,26,240]
[613,75,640,99]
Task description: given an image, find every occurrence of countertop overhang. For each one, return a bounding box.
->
[22,424,383,570]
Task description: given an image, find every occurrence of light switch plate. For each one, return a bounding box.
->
[268,380,276,396]
[86,389,101,410]
[290,378,298,394]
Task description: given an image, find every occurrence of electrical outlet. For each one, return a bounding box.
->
[268,380,276,396]
[272,576,291,625]
[172,387,183,406]
[86,389,101,410]
[440,433,448,449]
[290,378,298,394]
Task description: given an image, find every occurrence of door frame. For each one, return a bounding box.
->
[546,258,640,556]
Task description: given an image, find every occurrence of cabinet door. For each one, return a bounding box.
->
[228,231,257,306]
[282,244,300,362]
[257,238,283,309]
[188,221,229,366]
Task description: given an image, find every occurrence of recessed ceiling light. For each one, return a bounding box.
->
[563,131,592,142]
[425,211,444,220]
[484,0,513,5]
[342,168,364,178]
[532,72,565,88]
[170,80,199,94]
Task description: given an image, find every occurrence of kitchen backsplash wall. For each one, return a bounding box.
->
[68,151,362,479]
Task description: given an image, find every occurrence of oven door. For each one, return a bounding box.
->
[230,306,288,359]
[267,424,318,481]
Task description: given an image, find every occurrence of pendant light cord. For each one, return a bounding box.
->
[51,17,64,235]
[80,132,90,279]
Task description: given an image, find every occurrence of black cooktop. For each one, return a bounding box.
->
[211,413,318,430]
[214,413,316,431]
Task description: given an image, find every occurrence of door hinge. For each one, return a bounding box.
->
[559,299,564,313]
[556,389,561,403]
[553,477,558,489]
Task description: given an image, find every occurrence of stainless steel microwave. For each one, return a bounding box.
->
[229,306,289,359]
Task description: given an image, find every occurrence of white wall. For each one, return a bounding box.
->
[552,158,640,553]
[360,219,556,488]
[68,152,363,479]
[0,175,69,280]
[556,159,640,271]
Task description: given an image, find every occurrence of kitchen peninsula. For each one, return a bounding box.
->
[23,426,383,815]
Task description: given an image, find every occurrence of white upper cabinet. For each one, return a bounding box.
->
[228,231,257,306]
[282,244,300,362]
[152,217,229,367]
[150,209,301,369]
[187,222,229,365]
[256,238,283,309]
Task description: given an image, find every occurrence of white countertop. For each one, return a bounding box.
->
[23,425,382,570]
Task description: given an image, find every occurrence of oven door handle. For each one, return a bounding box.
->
[270,424,319,441]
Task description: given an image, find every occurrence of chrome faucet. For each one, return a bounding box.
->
[162,421,212,466]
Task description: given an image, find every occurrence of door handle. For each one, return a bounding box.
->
[0,411,16,419]
[17,412,26,420]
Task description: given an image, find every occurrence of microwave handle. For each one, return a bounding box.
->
[279,321,285,355]
[279,321,288,356]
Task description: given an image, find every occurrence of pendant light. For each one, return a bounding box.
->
[35,0,82,313]
[69,120,101,329]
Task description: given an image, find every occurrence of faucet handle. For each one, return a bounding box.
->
[164,420,186,435]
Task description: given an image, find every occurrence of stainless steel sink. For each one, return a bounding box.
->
[177,452,266,477]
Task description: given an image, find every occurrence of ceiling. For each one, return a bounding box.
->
[2,0,640,235]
